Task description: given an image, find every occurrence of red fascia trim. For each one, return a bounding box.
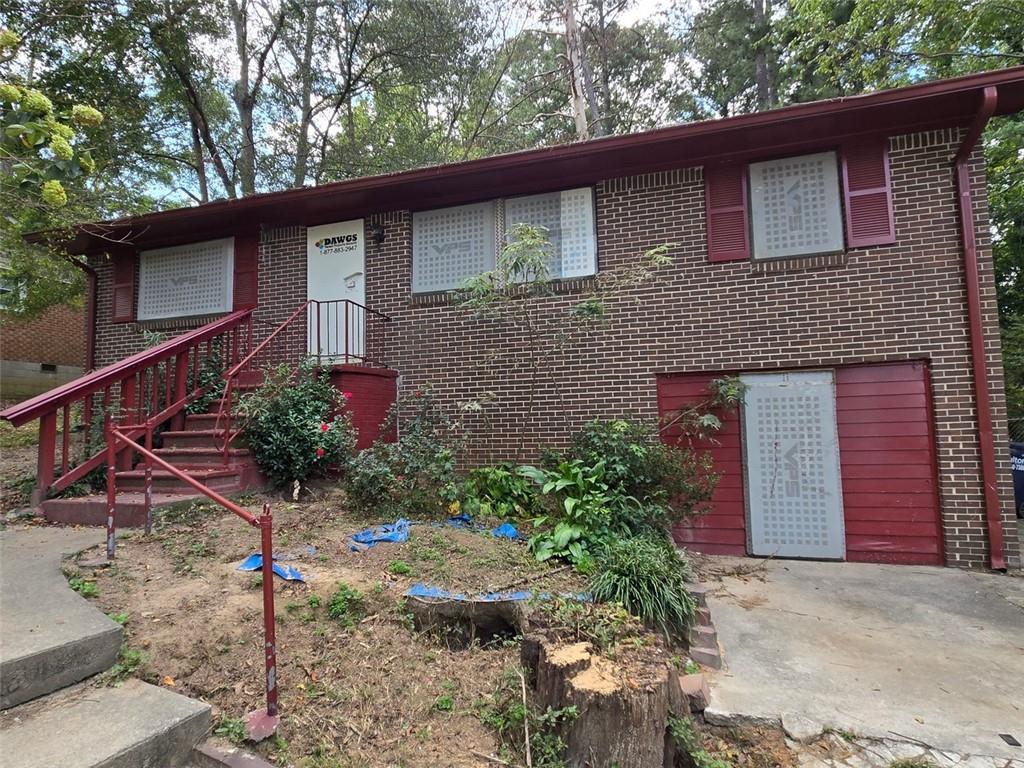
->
[954,85,1005,570]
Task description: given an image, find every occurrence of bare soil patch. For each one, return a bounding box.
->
[80,491,589,766]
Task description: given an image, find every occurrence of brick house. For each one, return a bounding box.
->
[0,304,85,405]
[5,68,1022,570]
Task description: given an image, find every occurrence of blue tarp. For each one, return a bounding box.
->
[348,516,519,552]
[237,553,305,582]
[406,582,533,603]
[348,518,412,551]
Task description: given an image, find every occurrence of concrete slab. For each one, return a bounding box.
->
[0,526,122,709]
[704,559,1024,760]
[0,679,211,768]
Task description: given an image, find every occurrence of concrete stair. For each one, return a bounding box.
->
[39,405,265,528]
[0,527,212,766]
[687,583,723,670]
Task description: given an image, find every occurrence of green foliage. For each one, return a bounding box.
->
[107,611,130,625]
[107,645,144,682]
[326,582,365,628]
[238,359,356,488]
[534,598,646,654]
[68,575,99,598]
[343,388,460,518]
[589,536,696,642]
[387,560,413,575]
[185,343,225,415]
[433,693,455,712]
[521,459,631,564]
[214,716,248,745]
[668,715,732,768]
[479,667,578,768]
[465,463,538,518]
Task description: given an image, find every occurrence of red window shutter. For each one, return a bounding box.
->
[705,164,750,262]
[233,231,259,310]
[841,138,896,248]
[110,250,135,323]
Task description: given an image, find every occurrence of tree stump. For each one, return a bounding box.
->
[525,638,683,768]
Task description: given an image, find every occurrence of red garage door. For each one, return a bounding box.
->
[659,361,944,565]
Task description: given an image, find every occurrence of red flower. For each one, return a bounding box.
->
[316,447,326,458]
[343,391,354,400]
[414,390,422,398]
[320,422,329,432]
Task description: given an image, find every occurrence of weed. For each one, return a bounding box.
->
[387,559,413,575]
[395,599,416,632]
[824,726,859,741]
[214,716,247,745]
[68,576,99,598]
[433,693,455,712]
[668,715,732,768]
[480,667,577,768]
[326,582,365,628]
[890,760,934,768]
[307,594,322,609]
[106,645,144,683]
[247,574,263,590]
[107,611,130,625]
[534,598,644,654]
[286,601,304,613]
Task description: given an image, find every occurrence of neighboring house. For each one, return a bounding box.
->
[0,304,85,405]
[5,68,1023,570]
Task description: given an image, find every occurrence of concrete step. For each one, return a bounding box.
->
[0,679,210,768]
[689,645,722,670]
[695,606,713,627]
[40,493,206,528]
[688,583,708,609]
[0,527,123,709]
[688,624,718,648]
[116,467,241,493]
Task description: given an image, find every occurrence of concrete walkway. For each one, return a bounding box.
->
[703,559,1024,762]
[0,526,121,708]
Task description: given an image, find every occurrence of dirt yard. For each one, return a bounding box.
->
[75,487,589,766]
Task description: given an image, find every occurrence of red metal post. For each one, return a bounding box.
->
[105,422,117,560]
[246,502,280,740]
[171,351,189,431]
[143,424,154,535]
[61,405,71,476]
[118,375,137,472]
[33,411,58,506]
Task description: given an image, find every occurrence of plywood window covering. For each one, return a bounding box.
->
[412,187,597,292]
[749,151,844,260]
[137,237,234,321]
[412,202,496,293]
[505,188,597,278]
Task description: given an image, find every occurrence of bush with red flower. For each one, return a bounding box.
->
[238,359,356,488]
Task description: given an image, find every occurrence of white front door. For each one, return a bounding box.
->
[306,219,365,359]
[742,371,845,559]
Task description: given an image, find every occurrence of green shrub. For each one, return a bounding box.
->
[521,459,633,564]
[342,388,460,518]
[668,715,732,768]
[326,582,365,627]
[185,343,225,415]
[238,359,356,488]
[589,536,696,641]
[568,419,718,532]
[465,463,537,518]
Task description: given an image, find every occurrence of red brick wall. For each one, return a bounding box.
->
[329,365,398,449]
[85,127,1019,568]
[1,304,85,366]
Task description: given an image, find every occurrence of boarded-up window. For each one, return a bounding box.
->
[412,202,496,293]
[749,151,844,260]
[505,188,596,278]
[137,238,234,321]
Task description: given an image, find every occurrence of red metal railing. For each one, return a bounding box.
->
[214,299,388,460]
[0,309,256,506]
[106,425,279,739]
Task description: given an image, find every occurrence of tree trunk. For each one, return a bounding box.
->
[230,0,257,196]
[564,0,590,140]
[524,639,682,768]
[189,112,209,203]
[752,0,773,110]
[292,1,317,188]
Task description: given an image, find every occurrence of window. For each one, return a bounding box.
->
[412,187,597,292]
[748,151,844,260]
[705,142,895,264]
[137,237,234,321]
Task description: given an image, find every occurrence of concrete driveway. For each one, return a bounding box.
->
[702,558,1024,761]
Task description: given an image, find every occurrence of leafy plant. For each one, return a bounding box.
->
[68,576,98,598]
[326,582,365,628]
[387,560,412,575]
[668,715,732,768]
[343,388,460,518]
[185,342,224,415]
[521,459,632,564]
[107,611,130,625]
[479,666,578,768]
[533,598,645,654]
[433,693,455,712]
[238,359,356,488]
[589,536,696,641]
[465,463,537,518]
[214,716,248,745]
[106,644,144,683]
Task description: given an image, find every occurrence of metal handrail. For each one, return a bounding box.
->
[106,425,280,740]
